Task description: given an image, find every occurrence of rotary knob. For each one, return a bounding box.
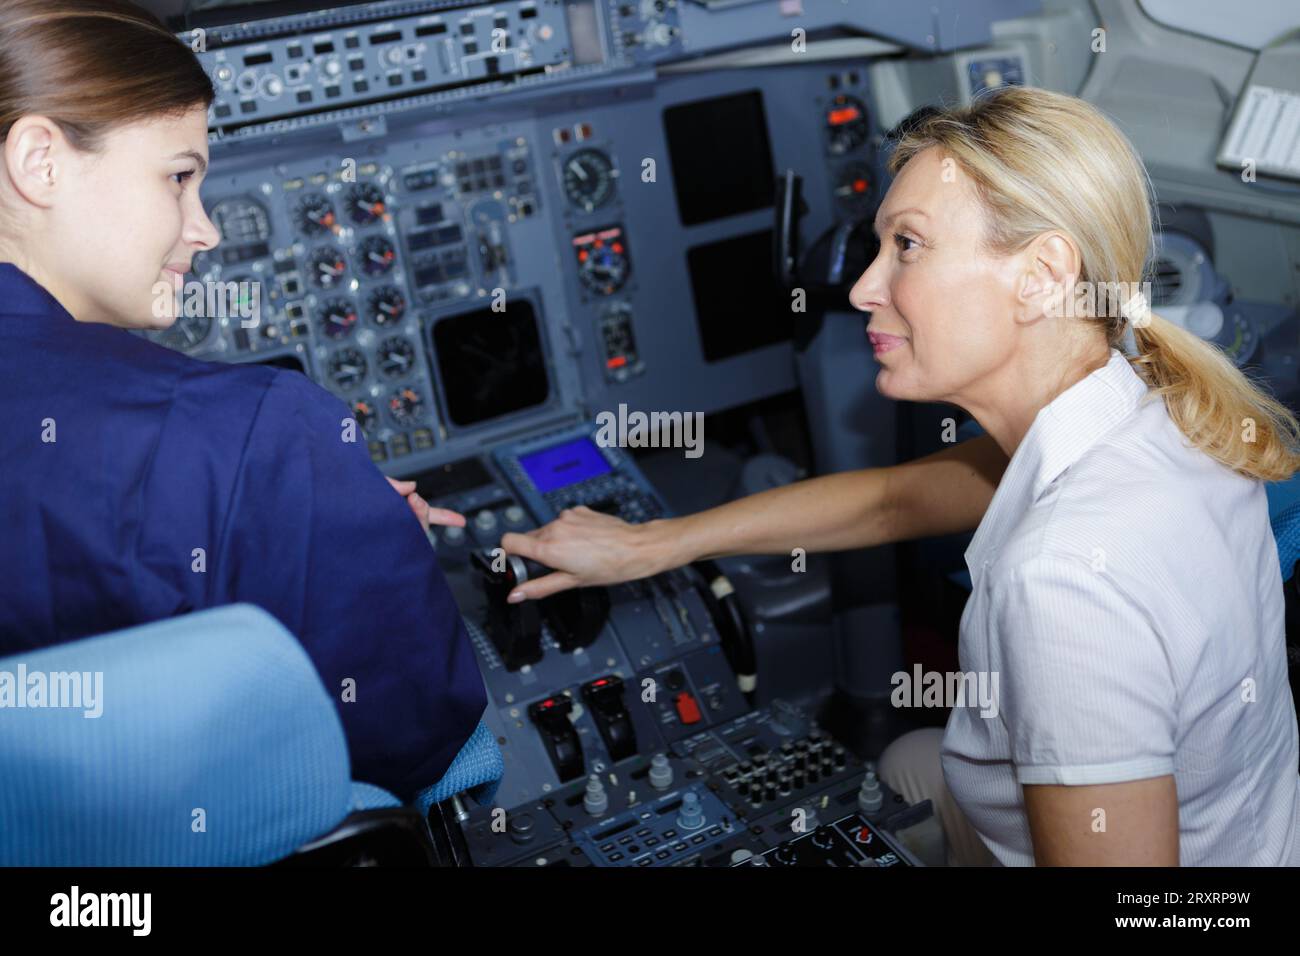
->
[508,812,537,845]
[584,776,609,817]
[858,769,883,814]
[676,791,705,830]
[811,825,836,850]
[648,753,674,791]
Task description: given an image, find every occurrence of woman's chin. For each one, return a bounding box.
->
[140,300,179,328]
[874,368,925,403]
[874,367,903,398]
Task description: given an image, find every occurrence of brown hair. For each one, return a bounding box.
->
[890,86,1300,483]
[0,0,214,153]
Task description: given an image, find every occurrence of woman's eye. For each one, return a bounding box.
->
[894,233,917,254]
[171,169,196,186]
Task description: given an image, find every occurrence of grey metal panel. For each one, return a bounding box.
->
[676,0,1041,56]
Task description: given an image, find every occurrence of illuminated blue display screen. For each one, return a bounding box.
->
[518,437,611,493]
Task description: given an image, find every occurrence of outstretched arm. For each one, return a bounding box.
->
[500,433,1008,601]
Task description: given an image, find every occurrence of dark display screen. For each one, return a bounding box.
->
[518,437,611,493]
[431,299,550,427]
[663,90,776,226]
[687,228,791,362]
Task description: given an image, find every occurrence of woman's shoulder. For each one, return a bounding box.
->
[38,316,295,420]
[1048,393,1252,505]
[171,358,351,447]
[95,343,347,472]
[995,407,1272,609]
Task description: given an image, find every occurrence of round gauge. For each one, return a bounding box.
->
[307,245,348,288]
[294,193,337,236]
[367,286,406,326]
[377,336,418,379]
[327,347,368,390]
[210,197,272,246]
[351,399,378,435]
[562,149,616,212]
[347,183,387,226]
[157,314,213,353]
[578,239,629,295]
[317,297,358,339]
[825,94,869,156]
[387,385,424,426]
[832,162,873,213]
[357,235,397,277]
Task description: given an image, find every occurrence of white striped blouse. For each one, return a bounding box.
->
[941,347,1300,865]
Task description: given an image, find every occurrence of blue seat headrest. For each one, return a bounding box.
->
[0,603,353,865]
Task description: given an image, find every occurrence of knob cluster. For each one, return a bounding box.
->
[720,730,848,810]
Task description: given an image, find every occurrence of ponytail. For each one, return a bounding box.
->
[1131,311,1300,482]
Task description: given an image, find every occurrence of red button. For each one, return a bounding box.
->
[675,691,701,724]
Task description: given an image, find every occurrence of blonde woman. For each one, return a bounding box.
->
[502,86,1300,866]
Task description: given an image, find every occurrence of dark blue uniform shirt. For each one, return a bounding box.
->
[0,263,486,799]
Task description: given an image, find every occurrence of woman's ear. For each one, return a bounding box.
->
[3,115,62,209]
[1015,231,1081,324]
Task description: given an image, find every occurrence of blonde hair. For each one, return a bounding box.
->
[889,86,1300,483]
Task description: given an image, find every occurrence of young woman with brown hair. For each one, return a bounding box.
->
[0,0,483,800]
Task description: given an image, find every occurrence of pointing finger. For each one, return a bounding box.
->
[508,570,581,603]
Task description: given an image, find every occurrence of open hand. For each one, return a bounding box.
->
[499,506,670,602]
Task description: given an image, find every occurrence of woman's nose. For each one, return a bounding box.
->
[849,256,889,313]
[186,204,221,252]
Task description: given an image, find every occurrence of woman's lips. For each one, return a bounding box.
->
[868,331,907,355]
